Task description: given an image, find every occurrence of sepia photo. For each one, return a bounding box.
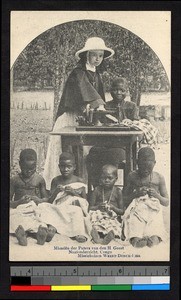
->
[9,11,171,261]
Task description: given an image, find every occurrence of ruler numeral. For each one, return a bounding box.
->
[10,265,170,279]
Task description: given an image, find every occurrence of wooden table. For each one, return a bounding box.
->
[51,127,143,189]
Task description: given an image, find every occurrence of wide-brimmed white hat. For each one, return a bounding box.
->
[75,37,114,60]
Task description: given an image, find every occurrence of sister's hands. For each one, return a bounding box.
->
[97,105,105,111]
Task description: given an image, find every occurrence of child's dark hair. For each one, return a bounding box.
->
[101,164,118,178]
[138,147,155,161]
[111,77,128,91]
[19,148,37,162]
[59,152,75,164]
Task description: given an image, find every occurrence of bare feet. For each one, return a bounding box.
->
[74,235,87,243]
[102,230,115,245]
[91,227,102,244]
[147,235,161,247]
[15,225,27,246]
[37,226,48,245]
[46,225,57,242]
[130,237,148,248]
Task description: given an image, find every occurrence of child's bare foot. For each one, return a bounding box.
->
[130,237,148,248]
[15,225,27,246]
[91,227,102,244]
[46,225,57,242]
[147,235,161,247]
[37,226,48,245]
[102,230,115,245]
[74,235,87,243]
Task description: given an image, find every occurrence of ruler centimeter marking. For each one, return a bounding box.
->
[11,266,170,277]
[10,266,170,291]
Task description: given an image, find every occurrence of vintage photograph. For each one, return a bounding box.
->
[9,11,170,261]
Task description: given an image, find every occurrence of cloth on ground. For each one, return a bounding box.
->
[10,182,91,239]
[89,209,122,238]
[122,194,168,242]
[37,182,91,239]
[10,201,47,233]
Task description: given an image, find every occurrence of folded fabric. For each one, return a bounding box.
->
[122,118,158,145]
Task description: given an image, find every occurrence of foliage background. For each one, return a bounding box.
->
[13,19,170,112]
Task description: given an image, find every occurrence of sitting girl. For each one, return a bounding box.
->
[89,164,124,245]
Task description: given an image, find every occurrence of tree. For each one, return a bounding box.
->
[13,20,169,110]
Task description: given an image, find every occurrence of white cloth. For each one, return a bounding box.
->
[86,62,96,72]
[36,182,91,238]
[43,112,78,190]
[89,209,122,238]
[122,195,168,242]
[10,201,47,233]
[10,182,91,239]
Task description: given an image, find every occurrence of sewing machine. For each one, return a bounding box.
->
[76,105,134,131]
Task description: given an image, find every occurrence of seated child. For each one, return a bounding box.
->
[105,77,139,121]
[122,147,169,248]
[86,77,158,189]
[89,164,124,245]
[86,77,139,188]
[37,152,92,243]
[10,149,56,246]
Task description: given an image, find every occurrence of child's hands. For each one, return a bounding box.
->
[109,203,115,210]
[55,185,64,193]
[134,187,148,197]
[20,195,32,204]
[29,196,43,205]
[98,203,107,211]
[64,186,77,196]
[147,188,159,199]
[19,195,43,206]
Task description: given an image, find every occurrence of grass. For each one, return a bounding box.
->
[10,90,170,183]
[9,90,171,257]
[10,109,53,176]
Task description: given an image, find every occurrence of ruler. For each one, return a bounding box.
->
[10,266,170,291]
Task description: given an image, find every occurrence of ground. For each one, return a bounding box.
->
[9,143,170,262]
[9,91,170,262]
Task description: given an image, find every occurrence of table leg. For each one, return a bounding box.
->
[72,145,84,178]
[125,143,133,185]
[132,141,137,170]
